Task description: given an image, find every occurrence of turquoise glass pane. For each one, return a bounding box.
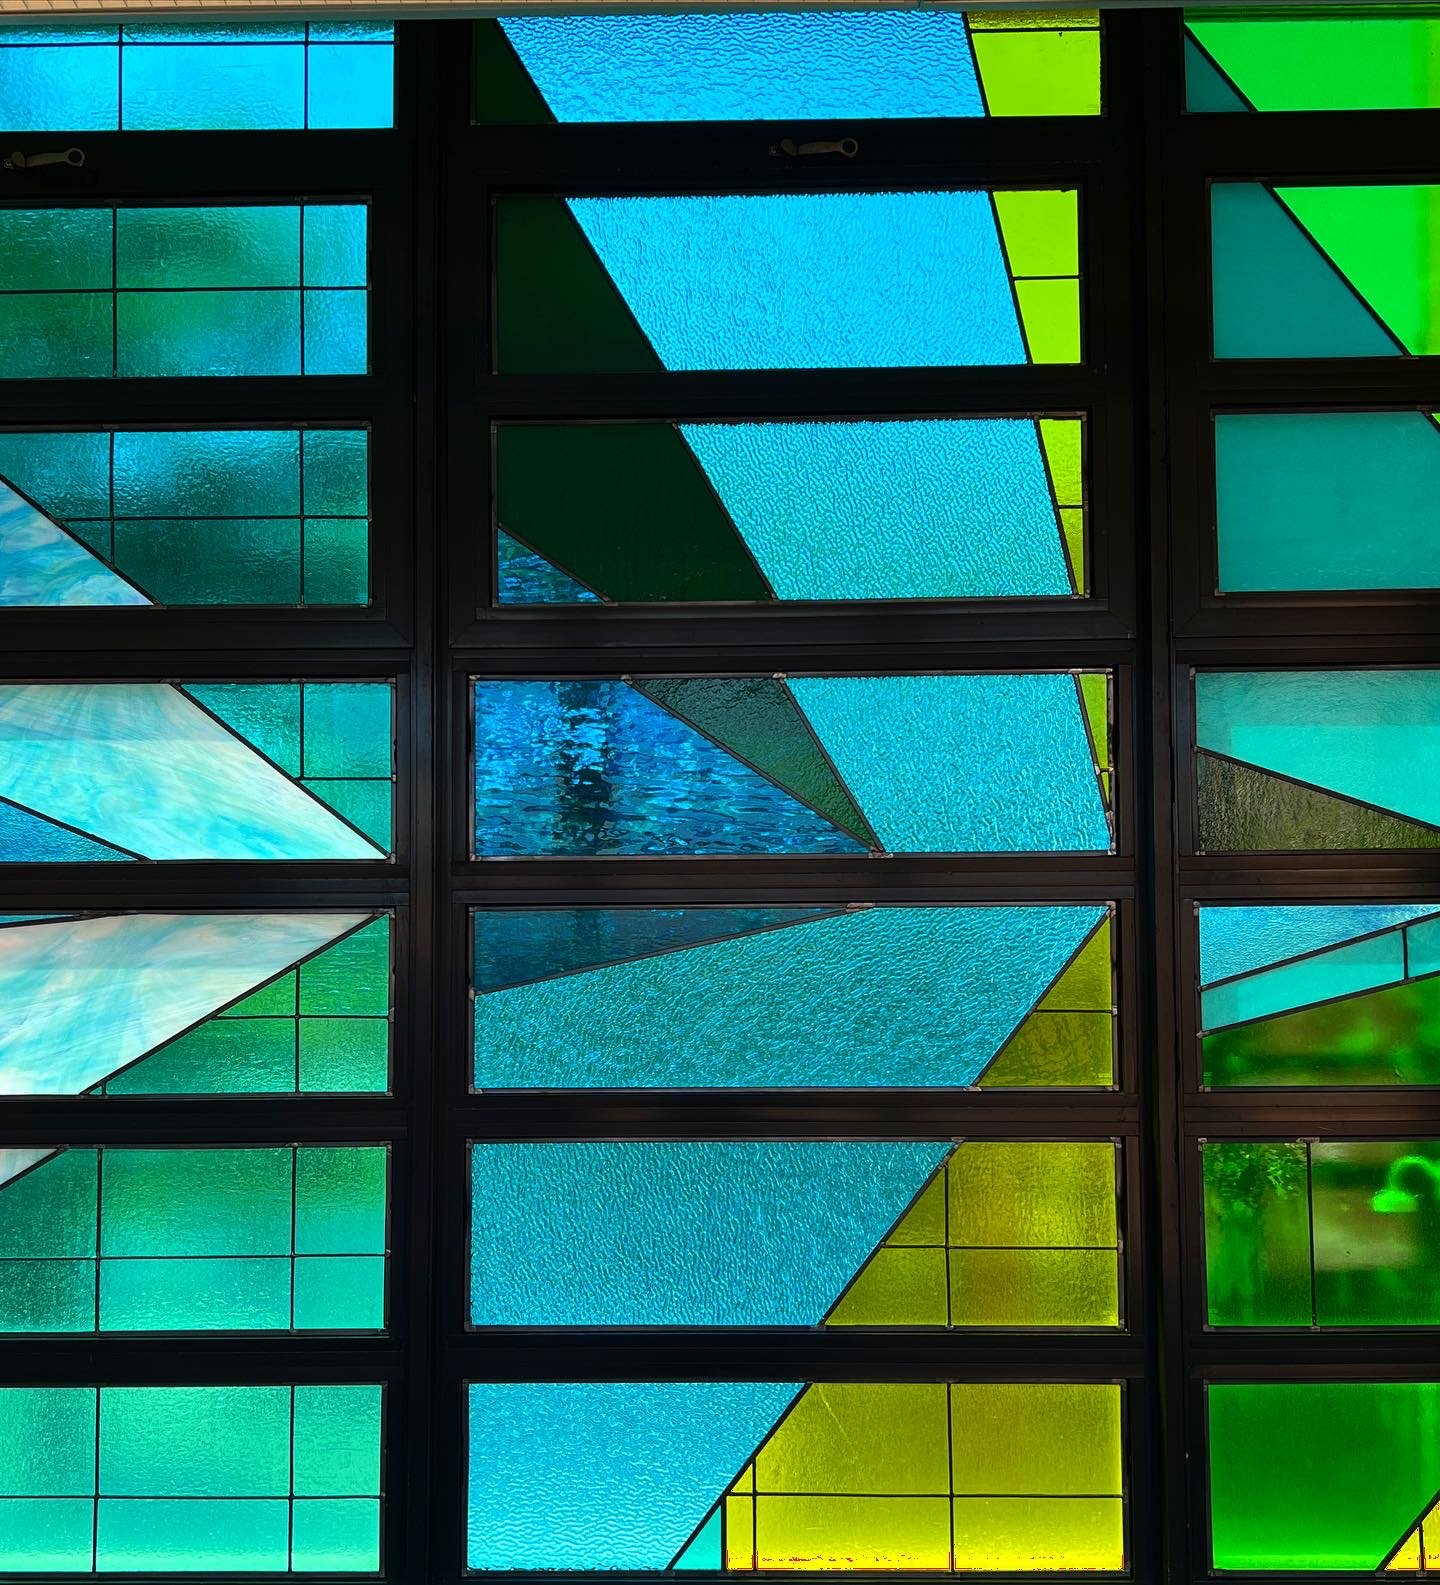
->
[97,1498,289,1570]
[1215,411,1440,592]
[293,1385,382,1495]
[0,42,119,130]
[100,1257,291,1330]
[1198,904,1440,986]
[469,1140,949,1325]
[0,1387,96,1493]
[123,41,305,128]
[1202,930,1405,1029]
[291,1499,381,1569]
[102,1384,291,1494]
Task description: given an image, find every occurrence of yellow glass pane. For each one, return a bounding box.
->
[731,1464,755,1494]
[949,1248,1120,1327]
[969,11,1100,30]
[1016,278,1082,364]
[1059,506,1086,593]
[827,1248,949,1327]
[951,1383,1123,1497]
[753,1496,951,1570]
[980,1009,1114,1087]
[1078,672,1110,772]
[724,1495,755,1570]
[1385,1526,1422,1571]
[952,1496,1124,1570]
[1038,417,1084,506]
[886,1169,947,1247]
[1039,917,1111,1012]
[756,1384,949,1495]
[993,190,1080,277]
[947,1142,1118,1248]
[970,29,1101,116]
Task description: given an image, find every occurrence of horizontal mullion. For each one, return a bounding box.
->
[1180,1100,1440,1134]
[0,376,401,425]
[1176,630,1440,664]
[456,641,1133,673]
[1176,603,1440,647]
[0,1105,409,1143]
[1189,1338,1440,1376]
[0,611,412,655]
[0,1342,405,1384]
[1181,856,1440,889]
[0,647,411,677]
[0,862,405,897]
[1169,110,1440,181]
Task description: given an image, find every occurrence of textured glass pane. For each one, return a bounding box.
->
[494,417,1086,604]
[473,905,1116,1090]
[1194,669,1440,853]
[467,1380,1124,1571]
[474,674,1112,857]
[1201,1142,1312,1327]
[476,13,1099,122]
[0,911,393,1097]
[0,25,392,129]
[0,683,393,862]
[1209,1383,1440,1570]
[1216,411,1440,593]
[495,189,1080,372]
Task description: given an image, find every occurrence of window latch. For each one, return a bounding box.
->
[4,147,85,171]
[769,137,859,159]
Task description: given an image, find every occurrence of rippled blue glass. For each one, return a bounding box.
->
[1198,904,1440,986]
[495,531,601,604]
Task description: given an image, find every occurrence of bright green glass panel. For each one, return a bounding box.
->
[295,1146,387,1252]
[100,1148,292,1255]
[298,916,389,1014]
[102,1019,297,1094]
[298,1016,390,1091]
[0,1150,95,1256]
[1202,1142,1312,1327]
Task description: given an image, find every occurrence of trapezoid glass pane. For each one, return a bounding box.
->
[1192,669,1440,854]
[0,427,369,607]
[467,1380,1125,1571]
[0,1144,388,1333]
[474,12,1100,123]
[492,416,1088,604]
[494,188,1081,372]
[1197,903,1440,1087]
[1208,1382,1440,1572]
[473,674,1114,857]
[0,22,393,130]
[1215,410,1440,593]
[0,681,395,861]
[1211,182,1440,359]
[468,1139,1121,1328]
[472,904,1117,1090]
[1203,1138,1440,1328]
[0,204,367,379]
[0,910,394,1097]
[1187,10,1440,112]
[0,1384,382,1572]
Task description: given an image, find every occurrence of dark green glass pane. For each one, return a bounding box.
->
[99,1256,290,1331]
[1202,1142,1312,1327]
[0,210,111,289]
[0,294,113,378]
[113,518,302,605]
[301,682,391,777]
[182,681,302,773]
[302,429,367,515]
[473,19,553,123]
[293,1384,381,1495]
[298,1017,389,1092]
[113,429,299,516]
[116,207,299,288]
[494,423,768,602]
[117,290,301,378]
[303,517,368,604]
[290,1497,381,1569]
[298,916,389,1015]
[0,1387,95,1494]
[103,1020,297,1095]
[0,1261,94,1333]
[293,1255,386,1330]
[295,1146,387,1253]
[1203,974,1440,1087]
[0,1150,96,1257]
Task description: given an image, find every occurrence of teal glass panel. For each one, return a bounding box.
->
[293,1384,383,1495]
[291,1499,382,1569]
[1198,903,1440,986]
[1215,411,1440,592]
[0,24,393,130]
[1202,930,1405,1029]
[0,205,368,379]
[97,1498,290,1570]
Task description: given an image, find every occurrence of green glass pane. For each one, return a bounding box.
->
[301,682,391,777]
[0,431,110,518]
[299,916,389,1015]
[224,972,297,1017]
[116,206,299,287]
[99,1256,291,1331]
[300,778,392,849]
[101,1385,290,1496]
[293,1255,386,1330]
[295,1146,387,1253]
[0,1388,95,1494]
[948,1248,1119,1327]
[0,1150,96,1257]
[472,19,553,124]
[970,25,1100,116]
[298,1017,389,1092]
[100,1148,292,1255]
[117,290,301,378]
[182,682,301,773]
[97,1497,289,1570]
[302,429,368,515]
[0,1260,94,1333]
[948,1142,1117,1247]
[104,1018,297,1095]
[0,1499,95,1568]
[1203,929,1405,1030]
[951,1383,1122,1496]
[0,293,113,378]
[113,518,302,605]
[1201,1142,1312,1327]
[291,1498,381,1570]
[293,1384,381,1496]
[303,517,369,604]
[0,209,112,289]
[826,1248,948,1327]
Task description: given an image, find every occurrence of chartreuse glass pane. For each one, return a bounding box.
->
[1209,1382,1440,1570]
[474,674,1112,858]
[1204,1139,1440,1329]
[0,681,393,863]
[494,188,1080,372]
[0,1384,381,1571]
[0,1145,387,1333]
[0,23,393,130]
[473,905,1116,1091]
[0,427,369,607]
[467,1381,1124,1570]
[468,1139,1119,1328]
[1187,9,1440,111]
[1193,669,1440,854]
[0,205,367,379]
[0,911,392,1097]
[476,12,1099,122]
[1198,904,1440,1087]
[494,416,1087,604]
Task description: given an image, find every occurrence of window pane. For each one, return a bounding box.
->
[1211,182,1436,359]
[0,1385,382,1572]
[0,681,394,861]
[493,416,1088,604]
[0,23,393,130]
[469,1139,1120,1328]
[1215,411,1440,594]
[475,12,1100,122]
[473,673,1113,856]
[473,904,1116,1090]
[494,189,1081,371]
[1208,1382,1440,1571]
[467,1381,1125,1571]
[1187,10,1440,112]
[1192,668,1440,853]
[0,910,393,1097]
[1196,902,1440,1087]
[0,1145,388,1333]
[0,205,368,378]
[0,428,369,608]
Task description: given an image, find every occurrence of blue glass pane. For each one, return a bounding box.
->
[1198,904,1440,986]
[307,42,394,129]
[0,44,119,131]
[496,530,602,604]
[121,42,305,130]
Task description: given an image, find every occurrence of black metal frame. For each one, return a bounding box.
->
[2,11,1438,1585]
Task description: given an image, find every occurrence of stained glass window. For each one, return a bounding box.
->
[473,674,1113,857]
[0,204,368,379]
[494,416,1087,604]
[495,188,1081,372]
[467,1381,1126,1571]
[0,1145,388,1332]
[475,12,1102,122]
[0,428,369,607]
[0,1384,382,1571]
[0,23,394,131]
[0,681,394,861]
